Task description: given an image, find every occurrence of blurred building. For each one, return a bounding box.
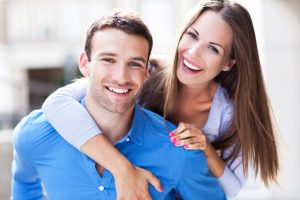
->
[0,0,199,129]
[0,0,299,199]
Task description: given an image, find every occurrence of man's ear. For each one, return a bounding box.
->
[79,52,90,77]
[222,59,236,71]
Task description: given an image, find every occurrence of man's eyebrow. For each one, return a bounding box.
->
[131,57,147,64]
[97,52,117,57]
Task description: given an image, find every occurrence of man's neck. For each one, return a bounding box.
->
[85,96,134,144]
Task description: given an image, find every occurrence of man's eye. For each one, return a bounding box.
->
[129,62,143,67]
[102,58,114,63]
[186,31,198,40]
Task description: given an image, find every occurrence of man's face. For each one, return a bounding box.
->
[80,28,149,114]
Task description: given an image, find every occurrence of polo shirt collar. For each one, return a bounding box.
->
[125,104,145,146]
[81,98,145,146]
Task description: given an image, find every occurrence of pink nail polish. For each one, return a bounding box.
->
[184,145,189,149]
[170,137,176,143]
[169,132,174,137]
[175,141,180,146]
[160,186,164,192]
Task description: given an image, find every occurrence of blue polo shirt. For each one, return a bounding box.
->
[11,103,226,200]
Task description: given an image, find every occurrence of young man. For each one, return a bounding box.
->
[11,11,226,200]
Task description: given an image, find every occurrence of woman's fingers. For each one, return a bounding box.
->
[170,122,194,136]
[170,127,205,141]
[173,137,207,150]
[169,122,208,150]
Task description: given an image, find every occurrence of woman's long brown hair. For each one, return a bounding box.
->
[139,0,279,186]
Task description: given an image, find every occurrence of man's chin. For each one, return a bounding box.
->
[92,94,137,114]
[103,102,135,114]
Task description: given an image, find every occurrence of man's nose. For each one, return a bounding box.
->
[111,64,130,84]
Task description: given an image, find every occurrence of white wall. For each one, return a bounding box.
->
[0,50,28,115]
[233,1,300,199]
[0,48,14,115]
[263,0,300,199]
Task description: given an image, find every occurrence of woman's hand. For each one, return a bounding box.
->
[169,122,208,151]
[81,134,163,199]
[114,164,163,200]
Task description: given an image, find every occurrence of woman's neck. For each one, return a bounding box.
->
[178,81,218,103]
[173,81,218,127]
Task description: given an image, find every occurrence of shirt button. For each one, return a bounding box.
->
[98,185,105,191]
[125,137,130,142]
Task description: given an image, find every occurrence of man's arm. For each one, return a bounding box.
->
[11,117,45,200]
[175,150,226,200]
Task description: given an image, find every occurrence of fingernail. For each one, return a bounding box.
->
[160,186,164,192]
[175,141,180,146]
[184,145,189,149]
[170,137,177,143]
[169,132,174,137]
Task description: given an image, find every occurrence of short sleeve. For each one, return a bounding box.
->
[42,79,101,149]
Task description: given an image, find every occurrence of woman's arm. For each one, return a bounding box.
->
[42,79,162,199]
[216,102,246,197]
[217,147,245,197]
[42,79,99,149]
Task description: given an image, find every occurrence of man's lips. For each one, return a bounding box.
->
[106,86,131,94]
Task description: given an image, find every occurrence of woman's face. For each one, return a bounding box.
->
[176,10,235,87]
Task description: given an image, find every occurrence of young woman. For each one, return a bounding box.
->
[42,0,279,197]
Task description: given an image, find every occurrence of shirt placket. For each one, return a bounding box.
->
[97,171,112,199]
[85,156,114,199]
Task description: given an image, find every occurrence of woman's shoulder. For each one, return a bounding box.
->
[203,84,233,139]
[215,84,233,108]
[210,84,234,120]
[215,84,234,133]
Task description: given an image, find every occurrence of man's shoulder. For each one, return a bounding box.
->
[139,107,176,134]
[138,107,199,159]
[15,109,55,137]
[13,109,57,156]
[134,106,219,192]
[173,149,225,199]
[138,106,207,162]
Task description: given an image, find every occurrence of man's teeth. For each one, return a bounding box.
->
[108,87,129,94]
[183,59,201,71]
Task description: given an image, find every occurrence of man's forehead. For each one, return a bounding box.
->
[92,28,140,41]
[90,29,149,60]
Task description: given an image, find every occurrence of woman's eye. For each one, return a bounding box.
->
[187,31,198,40]
[209,46,219,54]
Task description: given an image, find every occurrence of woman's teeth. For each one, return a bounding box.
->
[183,59,202,71]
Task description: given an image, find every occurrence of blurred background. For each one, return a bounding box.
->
[0,0,299,199]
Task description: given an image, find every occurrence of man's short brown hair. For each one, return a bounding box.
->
[84,10,153,61]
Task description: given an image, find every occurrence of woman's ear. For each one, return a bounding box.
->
[79,52,90,77]
[222,59,236,71]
